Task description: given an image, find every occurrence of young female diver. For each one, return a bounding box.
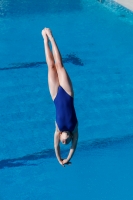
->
[41,28,78,166]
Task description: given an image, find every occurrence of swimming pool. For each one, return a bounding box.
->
[0,0,133,199]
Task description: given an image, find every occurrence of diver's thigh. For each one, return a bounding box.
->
[57,67,74,97]
[48,67,59,100]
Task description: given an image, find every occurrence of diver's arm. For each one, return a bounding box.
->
[54,131,64,166]
[63,131,78,165]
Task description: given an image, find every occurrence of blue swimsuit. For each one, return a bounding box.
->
[54,86,77,132]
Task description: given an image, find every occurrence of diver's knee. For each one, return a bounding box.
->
[55,62,63,71]
[48,63,55,70]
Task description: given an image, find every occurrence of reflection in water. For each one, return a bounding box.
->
[0,0,82,17]
[0,134,133,169]
[0,54,84,71]
[0,148,55,169]
[97,0,105,3]
[0,61,45,71]
[64,54,84,66]
[119,14,126,18]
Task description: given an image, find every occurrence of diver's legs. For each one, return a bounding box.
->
[45,28,74,97]
[42,29,59,100]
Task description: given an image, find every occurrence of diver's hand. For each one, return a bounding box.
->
[58,159,71,167]
[62,159,72,166]
[59,159,64,167]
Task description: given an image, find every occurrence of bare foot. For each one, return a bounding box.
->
[41,28,46,38]
[45,28,53,40]
[41,28,48,42]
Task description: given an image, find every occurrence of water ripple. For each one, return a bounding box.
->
[0,134,133,170]
[0,54,84,71]
[103,0,133,24]
[0,0,82,18]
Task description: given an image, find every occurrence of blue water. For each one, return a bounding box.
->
[0,0,133,199]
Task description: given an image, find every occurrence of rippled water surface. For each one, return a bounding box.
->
[0,0,133,199]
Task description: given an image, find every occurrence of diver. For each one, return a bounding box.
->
[41,28,78,166]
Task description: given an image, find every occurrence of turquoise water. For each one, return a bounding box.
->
[0,0,133,199]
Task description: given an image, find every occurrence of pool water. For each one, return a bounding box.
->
[0,0,133,199]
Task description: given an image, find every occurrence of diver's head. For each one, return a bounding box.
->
[60,131,72,145]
